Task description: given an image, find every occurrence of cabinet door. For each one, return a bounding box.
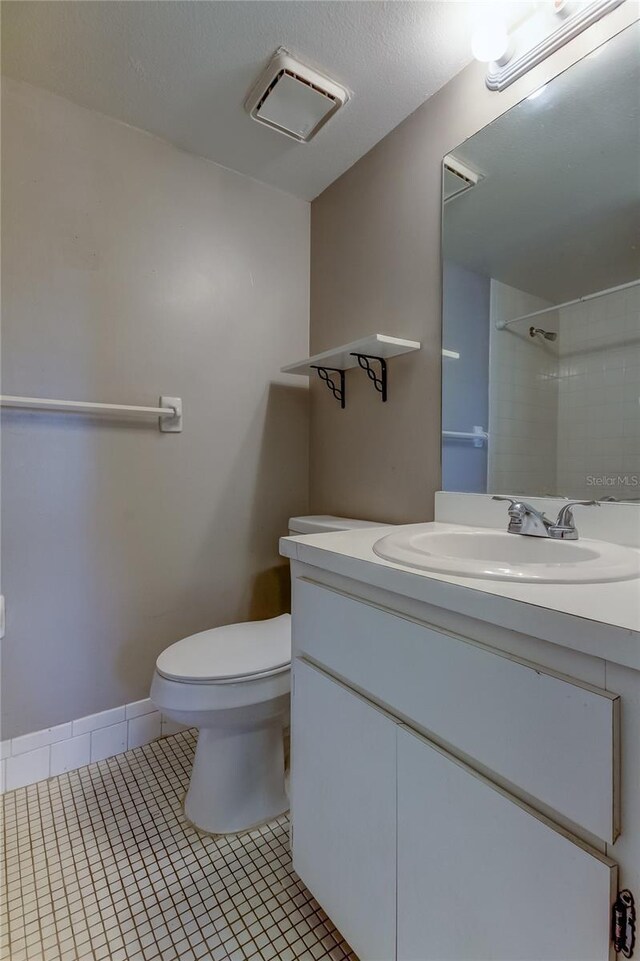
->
[397,726,617,961]
[291,658,397,961]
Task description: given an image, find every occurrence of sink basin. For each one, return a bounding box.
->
[372,527,640,583]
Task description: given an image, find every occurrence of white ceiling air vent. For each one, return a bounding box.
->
[443,154,482,203]
[245,48,349,143]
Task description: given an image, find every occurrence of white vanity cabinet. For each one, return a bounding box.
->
[292,659,397,961]
[289,576,631,961]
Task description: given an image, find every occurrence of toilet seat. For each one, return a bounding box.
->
[155,613,291,684]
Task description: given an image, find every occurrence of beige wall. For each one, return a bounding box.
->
[309,5,638,525]
[1,78,309,739]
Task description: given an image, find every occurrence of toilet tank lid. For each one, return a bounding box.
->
[288,515,389,534]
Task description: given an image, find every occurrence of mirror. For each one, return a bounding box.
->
[441,22,640,502]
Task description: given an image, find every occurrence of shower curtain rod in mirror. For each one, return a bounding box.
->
[495,277,640,331]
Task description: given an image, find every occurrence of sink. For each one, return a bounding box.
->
[372,526,640,583]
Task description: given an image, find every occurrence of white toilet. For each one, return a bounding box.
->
[150,515,385,835]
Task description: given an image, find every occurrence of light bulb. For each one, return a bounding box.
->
[471,17,511,65]
[553,0,578,18]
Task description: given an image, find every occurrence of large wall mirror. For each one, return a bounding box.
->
[442,21,640,502]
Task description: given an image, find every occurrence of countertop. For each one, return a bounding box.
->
[280,522,640,671]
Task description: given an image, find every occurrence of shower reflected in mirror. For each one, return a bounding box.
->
[441,22,640,502]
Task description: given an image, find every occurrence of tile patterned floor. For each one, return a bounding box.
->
[1,730,357,961]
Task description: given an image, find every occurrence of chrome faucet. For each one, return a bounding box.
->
[492,497,553,537]
[492,496,599,540]
[550,500,600,540]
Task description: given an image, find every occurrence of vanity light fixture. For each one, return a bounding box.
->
[476,0,626,91]
[552,0,581,18]
[471,14,514,66]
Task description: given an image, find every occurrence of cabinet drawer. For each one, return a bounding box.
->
[293,577,620,843]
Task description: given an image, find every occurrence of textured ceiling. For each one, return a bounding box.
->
[1,0,487,200]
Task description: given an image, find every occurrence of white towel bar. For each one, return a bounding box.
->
[442,426,488,447]
[0,395,183,432]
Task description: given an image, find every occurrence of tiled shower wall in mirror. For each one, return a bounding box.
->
[488,281,559,496]
[488,283,640,500]
[556,283,640,500]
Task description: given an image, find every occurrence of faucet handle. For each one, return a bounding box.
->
[492,496,523,519]
[492,496,545,517]
[492,496,521,511]
[492,496,554,536]
[555,500,599,529]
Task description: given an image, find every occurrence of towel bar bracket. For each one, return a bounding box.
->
[159,397,183,432]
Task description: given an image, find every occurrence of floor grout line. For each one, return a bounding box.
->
[1,730,357,961]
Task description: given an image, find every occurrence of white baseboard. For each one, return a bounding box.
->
[0,699,189,793]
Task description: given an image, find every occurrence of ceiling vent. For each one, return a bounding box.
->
[443,154,482,203]
[245,48,349,143]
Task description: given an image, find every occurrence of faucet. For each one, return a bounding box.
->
[492,497,599,540]
[492,497,553,537]
[550,500,600,539]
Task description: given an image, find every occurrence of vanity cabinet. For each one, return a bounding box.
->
[294,577,620,843]
[292,659,397,961]
[290,578,628,961]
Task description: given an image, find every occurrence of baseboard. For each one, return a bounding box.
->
[0,699,189,793]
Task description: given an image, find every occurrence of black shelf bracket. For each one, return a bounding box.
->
[311,366,346,409]
[351,353,388,402]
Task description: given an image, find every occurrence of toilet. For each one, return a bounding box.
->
[150,515,386,835]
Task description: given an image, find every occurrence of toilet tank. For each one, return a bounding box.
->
[288,515,389,535]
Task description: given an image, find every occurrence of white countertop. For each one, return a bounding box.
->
[280,522,640,671]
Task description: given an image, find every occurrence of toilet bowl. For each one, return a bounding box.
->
[151,614,291,835]
[151,515,388,835]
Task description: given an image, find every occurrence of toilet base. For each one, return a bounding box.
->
[185,721,289,834]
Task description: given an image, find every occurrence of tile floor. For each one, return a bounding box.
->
[1,730,357,961]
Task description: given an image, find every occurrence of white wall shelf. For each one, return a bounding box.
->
[281,334,420,408]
